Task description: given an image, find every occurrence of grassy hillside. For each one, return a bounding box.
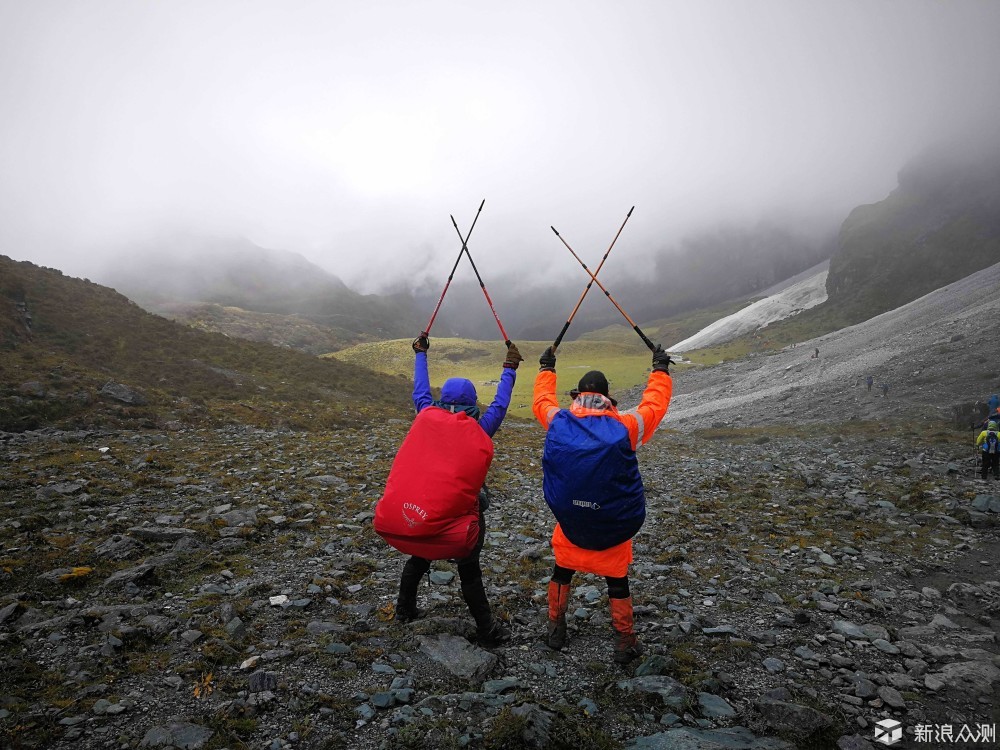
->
[667,145,1000,360]
[328,336,658,417]
[326,295,801,416]
[99,234,419,342]
[154,302,367,354]
[0,256,411,431]
[825,144,1000,322]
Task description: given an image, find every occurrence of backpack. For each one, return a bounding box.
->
[985,431,1000,455]
[542,411,645,550]
[375,407,493,560]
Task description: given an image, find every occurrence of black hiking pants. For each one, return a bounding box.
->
[400,510,487,585]
[982,452,1000,480]
[551,564,631,600]
[398,505,493,629]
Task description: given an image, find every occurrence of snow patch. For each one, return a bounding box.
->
[670,262,829,352]
[664,260,1000,428]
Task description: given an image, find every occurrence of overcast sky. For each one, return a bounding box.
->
[1,1,998,292]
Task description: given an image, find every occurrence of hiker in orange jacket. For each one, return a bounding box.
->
[532,344,672,663]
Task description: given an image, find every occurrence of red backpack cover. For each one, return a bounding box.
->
[375,407,494,560]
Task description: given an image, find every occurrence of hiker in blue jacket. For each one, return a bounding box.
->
[393,335,522,645]
[412,337,517,436]
[981,395,1000,430]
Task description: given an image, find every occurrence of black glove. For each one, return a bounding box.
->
[652,345,673,373]
[539,346,556,372]
[412,335,429,353]
[503,342,523,370]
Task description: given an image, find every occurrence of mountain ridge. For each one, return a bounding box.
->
[0,254,411,432]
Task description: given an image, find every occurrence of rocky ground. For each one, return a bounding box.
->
[2,264,999,749]
[1,406,998,750]
[662,260,1000,432]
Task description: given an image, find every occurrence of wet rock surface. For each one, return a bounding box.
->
[1,409,998,748]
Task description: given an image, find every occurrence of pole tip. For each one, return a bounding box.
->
[550,226,559,235]
[627,206,635,216]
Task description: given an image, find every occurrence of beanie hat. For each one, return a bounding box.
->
[577,370,610,397]
[440,377,478,406]
[573,370,617,406]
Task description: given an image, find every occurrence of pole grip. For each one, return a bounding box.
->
[552,321,571,352]
[635,326,656,351]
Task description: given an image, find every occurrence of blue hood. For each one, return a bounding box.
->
[440,377,478,406]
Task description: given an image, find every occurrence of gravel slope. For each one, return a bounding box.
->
[663,260,1000,430]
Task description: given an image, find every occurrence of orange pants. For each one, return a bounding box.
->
[551,523,633,578]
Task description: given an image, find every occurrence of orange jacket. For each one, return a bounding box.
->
[532,368,672,578]
[532,369,672,447]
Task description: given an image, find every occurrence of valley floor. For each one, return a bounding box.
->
[1,416,998,750]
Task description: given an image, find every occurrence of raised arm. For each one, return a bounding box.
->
[411,336,433,413]
[479,343,522,437]
[532,347,560,429]
[619,347,673,447]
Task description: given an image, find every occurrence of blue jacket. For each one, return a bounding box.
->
[412,352,515,438]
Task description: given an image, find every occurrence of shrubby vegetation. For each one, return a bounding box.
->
[0,256,411,432]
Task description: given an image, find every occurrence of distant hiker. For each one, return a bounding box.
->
[983,395,1000,429]
[532,344,672,664]
[976,421,1000,480]
[881,382,890,398]
[374,335,523,646]
[866,375,874,392]
[981,408,1000,430]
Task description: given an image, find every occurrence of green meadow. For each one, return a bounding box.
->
[326,336,661,418]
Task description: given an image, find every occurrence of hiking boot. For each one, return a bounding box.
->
[395,565,426,623]
[394,600,423,623]
[610,596,643,664]
[461,576,507,645]
[547,619,568,651]
[477,619,510,646]
[613,631,644,664]
[546,581,571,650]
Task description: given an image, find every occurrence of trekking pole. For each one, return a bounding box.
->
[552,222,657,352]
[974,426,981,478]
[449,214,511,346]
[550,206,634,352]
[421,199,485,338]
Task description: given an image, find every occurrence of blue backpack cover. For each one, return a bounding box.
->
[542,411,645,550]
[984,431,1000,454]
